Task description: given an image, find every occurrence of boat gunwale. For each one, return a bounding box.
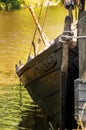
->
[17,40,63,77]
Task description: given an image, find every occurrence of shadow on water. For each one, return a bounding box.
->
[19,102,49,130]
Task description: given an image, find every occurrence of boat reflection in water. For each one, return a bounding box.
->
[18,102,50,130]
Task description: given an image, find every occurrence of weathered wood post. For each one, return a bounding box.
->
[78,12,86,80]
[61,16,71,129]
[78,0,85,19]
[74,11,86,127]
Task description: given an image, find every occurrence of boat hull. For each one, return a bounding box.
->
[17,40,78,129]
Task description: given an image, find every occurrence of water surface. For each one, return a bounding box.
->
[0,6,68,130]
[0,6,68,85]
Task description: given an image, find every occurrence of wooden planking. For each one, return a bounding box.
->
[27,69,61,101]
[20,49,62,86]
[78,11,86,80]
[17,41,62,76]
[74,80,86,121]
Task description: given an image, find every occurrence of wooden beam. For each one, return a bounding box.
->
[78,0,85,19]
[28,5,50,47]
[61,16,71,72]
[78,11,86,80]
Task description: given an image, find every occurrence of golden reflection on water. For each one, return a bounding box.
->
[0,5,78,130]
[0,6,68,85]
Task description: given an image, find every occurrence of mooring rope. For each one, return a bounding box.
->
[62,35,86,39]
[15,64,22,107]
[19,79,22,107]
[63,30,74,33]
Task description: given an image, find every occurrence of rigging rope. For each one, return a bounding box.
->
[41,0,50,32]
[32,0,45,43]
[28,0,45,58]
[37,0,50,54]
[28,0,50,58]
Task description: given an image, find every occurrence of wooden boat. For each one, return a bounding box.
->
[16,6,79,130]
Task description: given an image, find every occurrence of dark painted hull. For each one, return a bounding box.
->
[17,39,78,129]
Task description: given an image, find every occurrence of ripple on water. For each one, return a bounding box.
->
[0,6,67,130]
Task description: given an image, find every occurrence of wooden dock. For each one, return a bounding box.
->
[74,11,86,128]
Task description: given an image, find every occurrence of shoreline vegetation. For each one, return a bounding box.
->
[0,0,62,11]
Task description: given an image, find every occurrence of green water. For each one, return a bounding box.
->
[0,5,69,130]
[0,84,38,130]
